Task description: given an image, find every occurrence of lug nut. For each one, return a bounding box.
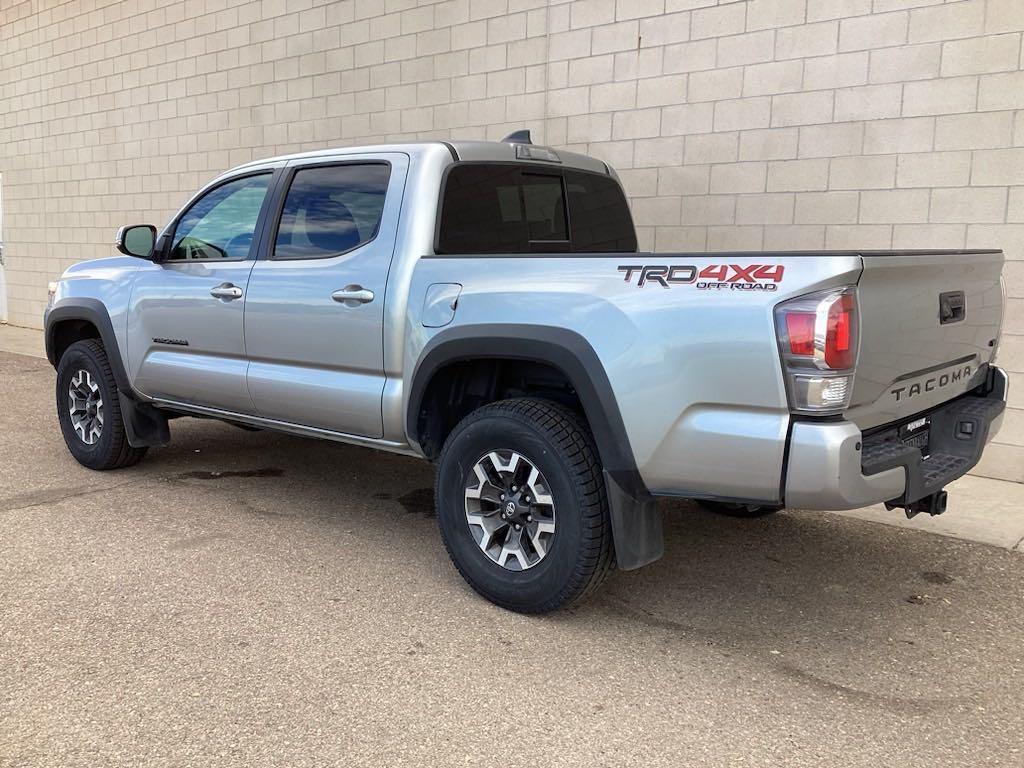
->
[526,515,533,522]
[500,493,505,500]
[524,495,530,503]
[514,524,521,530]
[511,485,517,492]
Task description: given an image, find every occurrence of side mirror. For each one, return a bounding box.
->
[116,225,157,259]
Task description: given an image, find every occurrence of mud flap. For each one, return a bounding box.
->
[603,469,663,570]
[119,392,170,448]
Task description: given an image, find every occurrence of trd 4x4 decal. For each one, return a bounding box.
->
[618,264,785,291]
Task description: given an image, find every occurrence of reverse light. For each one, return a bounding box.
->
[775,287,859,413]
[792,375,851,409]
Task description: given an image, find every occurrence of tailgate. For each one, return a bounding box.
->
[846,250,1004,430]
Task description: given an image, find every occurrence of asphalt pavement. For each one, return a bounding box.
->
[2,349,1023,767]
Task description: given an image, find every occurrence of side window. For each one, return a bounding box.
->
[564,170,637,253]
[273,163,391,260]
[437,165,569,254]
[169,174,271,261]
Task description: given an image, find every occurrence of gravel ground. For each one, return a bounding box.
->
[1,350,1022,767]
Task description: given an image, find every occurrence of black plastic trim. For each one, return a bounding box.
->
[44,299,169,448]
[440,141,459,161]
[407,324,661,570]
[890,353,977,384]
[777,416,795,507]
[46,299,131,391]
[861,375,1006,506]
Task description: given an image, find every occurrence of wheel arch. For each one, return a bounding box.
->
[408,326,629,477]
[45,298,169,449]
[406,324,662,570]
[45,298,131,393]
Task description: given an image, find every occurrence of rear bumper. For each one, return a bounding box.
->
[785,366,1007,511]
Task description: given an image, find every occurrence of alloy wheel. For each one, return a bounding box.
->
[68,369,103,445]
[464,450,556,571]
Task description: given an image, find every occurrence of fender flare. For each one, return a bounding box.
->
[45,298,132,392]
[44,298,169,448]
[406,324,663,569]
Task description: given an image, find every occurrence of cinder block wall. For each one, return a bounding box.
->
[0,0,1021,481]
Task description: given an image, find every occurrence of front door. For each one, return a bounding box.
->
[127,170,277,412]
[243,154,408,437]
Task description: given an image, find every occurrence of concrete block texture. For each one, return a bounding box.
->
[0,0,1021,482]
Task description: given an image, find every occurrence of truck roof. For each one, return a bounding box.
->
[225,139,611,177]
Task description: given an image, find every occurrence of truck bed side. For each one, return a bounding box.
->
[404,252,863,504]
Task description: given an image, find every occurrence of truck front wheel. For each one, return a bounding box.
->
[55,339,148,470]
[435,398,614,613]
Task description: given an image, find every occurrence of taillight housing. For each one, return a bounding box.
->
[774,287,859,413]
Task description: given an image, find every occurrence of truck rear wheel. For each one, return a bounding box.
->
[435,398,614,613]
[55,339,147,470]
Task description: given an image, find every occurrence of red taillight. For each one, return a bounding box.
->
[775,287,858,372]
[824,293,855,369]
[785,312,816,356]
[774,286,858,413]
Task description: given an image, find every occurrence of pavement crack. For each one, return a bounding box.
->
[773,661,977,714]
[0,477,148,514]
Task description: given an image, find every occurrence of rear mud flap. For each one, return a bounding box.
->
[603,469,663,570]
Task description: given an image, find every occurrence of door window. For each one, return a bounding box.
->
[273,163,391,260]
[168,174,271,261]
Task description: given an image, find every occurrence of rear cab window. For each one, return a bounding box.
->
[436,163,637,254]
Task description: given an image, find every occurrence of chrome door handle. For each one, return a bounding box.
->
[210,283,243,300]
[331,286,374,305]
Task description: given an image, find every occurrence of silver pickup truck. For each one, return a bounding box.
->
[44,134,1008,613]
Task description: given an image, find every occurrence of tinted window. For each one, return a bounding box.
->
[437,163,636,254]
[274,163,390,260]
[169,174,271,261]
[437,165,568,253]
[564,170,637,252]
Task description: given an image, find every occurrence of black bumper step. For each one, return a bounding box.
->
[861,392,1005,506]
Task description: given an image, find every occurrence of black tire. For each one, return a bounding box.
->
[56,339,148,470]
[435,398,614,613]
[696,499,782,518]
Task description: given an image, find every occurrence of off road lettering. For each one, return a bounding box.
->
[620,264,784,289]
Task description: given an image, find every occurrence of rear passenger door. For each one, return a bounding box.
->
[243,154,408,438]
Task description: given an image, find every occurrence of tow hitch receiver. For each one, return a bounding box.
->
[886,490,948,520]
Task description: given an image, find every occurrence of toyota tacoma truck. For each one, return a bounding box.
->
[44,133,1008,613]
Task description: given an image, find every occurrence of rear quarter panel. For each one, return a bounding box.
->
[405,253,862,502]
